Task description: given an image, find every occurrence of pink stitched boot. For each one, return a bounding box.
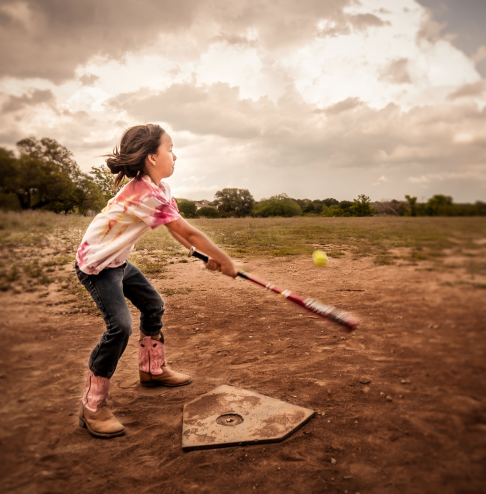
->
[138,334,192,387]
[78,370,125,438]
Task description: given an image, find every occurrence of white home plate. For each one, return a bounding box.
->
[181,385,314,451]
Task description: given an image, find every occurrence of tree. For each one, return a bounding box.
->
[321,205,345,217]
[89,165,124,202]
[339,200,354,216]
[11,154,73,210]
[476,201,486,216]
[404,195,418,216]
[176,199,197,218]
[425,194,453,216]
[213,188,255,217]
[73,174,106,214]
[197,206,220,218]
[0,137,107,214]
[323,198,339,207]
[253,194,302,217]
[16,137,80,178]
[294,198,312,212]
[0,148,17,187]
[350,194,375,217]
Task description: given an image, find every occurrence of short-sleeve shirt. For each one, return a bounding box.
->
[76,175,182,274]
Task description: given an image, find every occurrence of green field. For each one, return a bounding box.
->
[1,211,485,292]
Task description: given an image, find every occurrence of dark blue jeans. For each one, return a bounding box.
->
[75,261,165,379]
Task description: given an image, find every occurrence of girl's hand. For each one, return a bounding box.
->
[220,259,238,278]
[206,257,237,278]
[205,258,221,272]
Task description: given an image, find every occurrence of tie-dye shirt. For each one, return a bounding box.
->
[76,175,182,275]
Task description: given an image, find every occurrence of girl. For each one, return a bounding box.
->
[75,124,237,438]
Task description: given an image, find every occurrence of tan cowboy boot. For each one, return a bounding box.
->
[138,332,192,387]
[78,370,125,438]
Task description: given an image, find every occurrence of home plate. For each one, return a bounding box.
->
[181,385,314,451]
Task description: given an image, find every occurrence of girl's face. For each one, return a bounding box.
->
[152,132,177,178]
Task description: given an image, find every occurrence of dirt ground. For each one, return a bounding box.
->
[1,250,485,494]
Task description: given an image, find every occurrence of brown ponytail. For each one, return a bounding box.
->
[104,124,165,189]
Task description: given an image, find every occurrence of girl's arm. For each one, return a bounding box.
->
[165,219,237,278]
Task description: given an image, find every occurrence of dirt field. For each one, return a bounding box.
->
[1,217,485,493]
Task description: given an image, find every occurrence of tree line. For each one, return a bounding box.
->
[177,191,377,218]
[1,137,484,217]
[177,189,486,218]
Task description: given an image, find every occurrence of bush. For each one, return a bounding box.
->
[213,188,255,217]
[350,194,375,217]
[253,194,302,217]
[197,206,219,218]
[321,205,345,217]
[425,194,453,216]
[176,199,197,218]
[0,193,21,212]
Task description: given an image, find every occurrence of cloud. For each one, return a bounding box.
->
[0,0,204,83]
[316,12,388,38]
[107,82,266,139]
[373,175,389,186]
[323,97,363,115]
[379,58,412,84]
[446,81,486,100]
[1,0,485,202]
[1,89,54,113]
[107,79,486,176]
[408,171,486,184]
[408,175,429,183]
[416,7,446,44]
[349,13,389,30]
[79,73,100,87]
[0,0,353,83]
[211,32,258,48]
[472,45,486,63]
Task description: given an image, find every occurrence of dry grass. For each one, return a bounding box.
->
[1,212,485,292]
[137,216,486,260]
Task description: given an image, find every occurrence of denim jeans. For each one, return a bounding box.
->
[75,261,165,379]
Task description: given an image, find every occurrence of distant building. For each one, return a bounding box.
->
[195,200,215,210]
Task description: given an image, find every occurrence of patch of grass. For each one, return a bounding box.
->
[270,249,297,256]
[410,251,429,260]
[23,260,44,278]
[327,250,345,258]
[465,260,486,276]
[374,255,394,265]
[43,255,75,267]
[129,256,167,277]
[63,273,101,316]
[2,265,19,282]
[163,287,192,296]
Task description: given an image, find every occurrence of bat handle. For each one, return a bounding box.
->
[188,247,249,279]
[188,246,209,262]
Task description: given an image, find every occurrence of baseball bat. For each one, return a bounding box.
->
[187,247,358,332]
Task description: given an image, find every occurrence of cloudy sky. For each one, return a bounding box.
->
[1,0,485,202]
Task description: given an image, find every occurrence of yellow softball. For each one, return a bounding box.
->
[312,250,329,267]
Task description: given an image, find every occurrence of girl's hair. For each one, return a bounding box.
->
[105,124,165,189]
